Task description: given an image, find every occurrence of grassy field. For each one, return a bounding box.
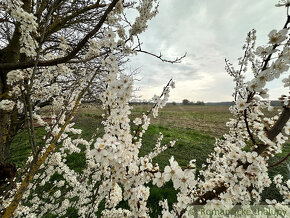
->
[132,105,231,137]
[10,104,290,217]
[75,104,230,168]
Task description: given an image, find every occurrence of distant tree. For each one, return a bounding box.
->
[182,99,190,105]
[195,101,205,105]
[172,101,177,105]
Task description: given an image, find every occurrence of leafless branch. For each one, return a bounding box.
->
[0,0,120,70]
[269,153,290,168]
[136,49,187,64]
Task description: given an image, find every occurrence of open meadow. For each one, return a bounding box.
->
[10,104,289,217]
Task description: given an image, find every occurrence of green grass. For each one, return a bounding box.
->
[261,143,290,202]
[131,105,231,137]
[139,125,215,170]
[9,127,47,168]
[8,105,290,217]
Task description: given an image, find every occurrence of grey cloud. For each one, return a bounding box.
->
[128,0,287,101]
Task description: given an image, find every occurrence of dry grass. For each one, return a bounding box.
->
[74,104,232,137]
[131,105,232,137]
[75,104,283,138]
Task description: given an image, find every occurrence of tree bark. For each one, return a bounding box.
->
[0,113,12,164]
[0,23,22,165]
[0,109,24,164]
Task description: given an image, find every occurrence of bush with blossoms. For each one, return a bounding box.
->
[0,0,289,217]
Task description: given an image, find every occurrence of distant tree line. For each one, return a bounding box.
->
[87,100,282,107]
[182,99,205,105]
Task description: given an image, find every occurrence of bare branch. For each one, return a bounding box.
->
[132,79,173,142]
[0,0,120,70]
[136,49,187,64]
[269,152,290,168]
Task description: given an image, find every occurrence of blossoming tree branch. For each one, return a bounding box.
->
[0,0,289,217]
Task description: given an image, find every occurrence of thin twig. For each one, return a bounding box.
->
[136,50,186,64]
[132,79,173,142]
[243,109,257,145]
[269,153,290,168]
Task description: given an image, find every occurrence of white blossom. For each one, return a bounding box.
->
[0,99,15,111]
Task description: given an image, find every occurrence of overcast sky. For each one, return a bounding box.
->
[127,0,288,103]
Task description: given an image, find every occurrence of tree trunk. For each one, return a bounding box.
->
[0,109,23,164]
[0,24,22,165]
[0,0,35,165]
[0,113,12,164]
